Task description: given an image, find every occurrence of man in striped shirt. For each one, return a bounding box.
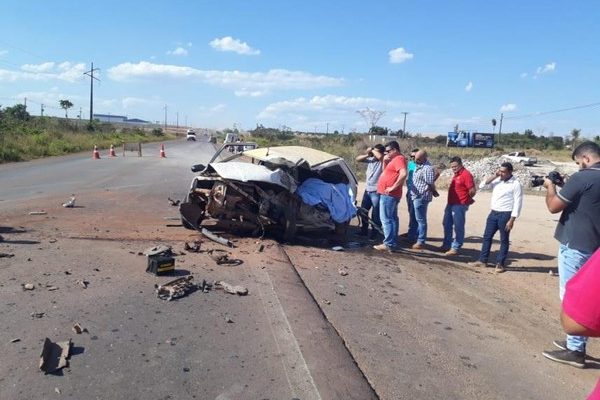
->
[408,150,438,250]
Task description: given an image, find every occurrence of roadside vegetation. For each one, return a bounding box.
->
[0,104,175,163]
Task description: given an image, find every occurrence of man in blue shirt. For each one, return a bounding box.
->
[356,144,385,238]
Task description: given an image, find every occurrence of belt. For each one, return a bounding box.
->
[491,210,511,214]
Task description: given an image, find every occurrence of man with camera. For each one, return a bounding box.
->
[541,141,600,368]
[468,162,523,273]
[356,144,385,238]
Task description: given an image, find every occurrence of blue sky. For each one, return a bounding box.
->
[1,0,599,137]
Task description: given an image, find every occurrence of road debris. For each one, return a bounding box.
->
[215,281,248,296]
[55,387,61,394]
[10,338,21,343]
[0,252,15,258]
[331,246,344,251]
[257,243,265,252]
[201,228,234,248]
[155,275,196,301]
[22,283,35,290]
[31,312,45,318]
[224,315,234,323]
[338,269,349,276]
[335,284,347,296]
[143,245,173,257]
[29,211,47,215]
[62,194,76,208]
[72,323,88,334]
[184,241,202,253]
[76,279,89,289]
[47,286,59,291]
[168,197,181,207]
[207,249,243,266]
[39,338,72,374]
[145,245,175,276]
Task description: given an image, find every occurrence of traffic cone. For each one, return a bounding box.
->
[160,144,166,158]
[109,144,117,157]
[92,145,101,159]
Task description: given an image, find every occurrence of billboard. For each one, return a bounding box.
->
[472,133,495,148]
[447,131,495,148]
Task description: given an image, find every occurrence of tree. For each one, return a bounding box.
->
[491,118,497,133]
[570,128,581,145]
[59,99,74,118]
[3,104,30,121]
[524,129,534,138]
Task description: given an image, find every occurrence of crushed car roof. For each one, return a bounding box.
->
[242,146,341,167]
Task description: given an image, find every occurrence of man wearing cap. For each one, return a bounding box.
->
[356,144,385,239]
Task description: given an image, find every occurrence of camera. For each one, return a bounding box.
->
[531,170,565,187]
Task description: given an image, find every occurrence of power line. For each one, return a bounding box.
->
[505,101,600,120]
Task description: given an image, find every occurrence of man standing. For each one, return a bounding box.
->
[468,162,523,273]
[374,141,407,251]
[442,157,476,256]
[355,144,385,238]
[402,148,419,242]
[541,141,600,368]
[408,150,437,250]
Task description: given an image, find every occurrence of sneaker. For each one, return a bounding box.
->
[553,340,567,351]
[373,244,390,251]
[494,264,506,274]
[468,260,487,268]
[444,248,459,256]
[411,243,424,250]
[542,349,586,368]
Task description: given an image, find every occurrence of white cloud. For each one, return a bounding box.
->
[121,96,160,109]
[209,36,260,55]
[388,47,414,64]
[536,61,556,74]
[198,104,226,116]
[520,72,528,78]
[500,103,517,112]
[234,89,266,97]
[465,81,473,92]
[16,90,85,110]
[167,47,188,56]
[0,62,86,83]
[107,61,343,94]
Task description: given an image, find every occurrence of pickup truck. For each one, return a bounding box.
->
[503,151,537,166]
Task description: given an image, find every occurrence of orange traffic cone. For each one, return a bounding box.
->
[160,144,166,158]
[109,144,117,157]
[92,145,101,159]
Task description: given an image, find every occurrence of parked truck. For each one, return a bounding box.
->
[503,151,537,166]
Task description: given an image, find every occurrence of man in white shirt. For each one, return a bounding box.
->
[469,162,523,273]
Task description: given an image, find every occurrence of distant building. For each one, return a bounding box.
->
[93,114,150,124]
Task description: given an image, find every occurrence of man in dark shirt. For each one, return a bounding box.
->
[541,141,600,368]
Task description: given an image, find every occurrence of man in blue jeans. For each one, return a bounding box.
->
[408,150,438,250]
[468,162,523,273]
[541,141,600,368]
[356,144,385,238]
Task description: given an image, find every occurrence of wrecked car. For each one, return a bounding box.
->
[180,143,358,242]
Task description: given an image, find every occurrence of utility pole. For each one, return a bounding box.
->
[83,62,100,123]
[401,112,409,138]
[24,97,27,112]
[326,122,329,134]
[163,105,168,132]
[498,113,504,145]
[41,104,44,117]
[78,107,82,119]
[185,115,188,128]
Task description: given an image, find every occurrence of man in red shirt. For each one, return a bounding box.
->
[441,157,476,256]
[374,141,407,251]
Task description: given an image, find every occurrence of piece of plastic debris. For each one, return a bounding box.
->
[201,228,234,248]
[215,281,248,296]
[39,338,72,374]
[55,387,61,394]
[76,280,89,289]
[23,283,35,290]
[47,286,59,291]
[184,241,202,253]
[207,249,242,266]
[155,276,196,301]
[10,338,21,343]
[331,246,344,251]
[29,211,47,215]
[62,195,76,208]
[143,245,173,257]
[224,315,234,323]
[335,284,347,296]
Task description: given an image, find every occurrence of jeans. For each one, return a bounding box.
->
[442,204,469,250]
[360,190,381,236]
[412,197,430,244]
[558,243,593,352]
[379,194,400,249]
[478,211,511,266]
[406,192,417,241]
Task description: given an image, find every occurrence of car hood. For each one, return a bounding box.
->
[243,146,340,167]
[208,162,297,192]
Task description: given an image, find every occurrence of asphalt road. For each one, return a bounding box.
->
[0,139,376,400]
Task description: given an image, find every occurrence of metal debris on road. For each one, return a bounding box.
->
[331,246,344,251]
[215,281,248,296]
[201,228,234,248]
[335,284,347,296]
[47,286,59,291]
[76,279,89,289]
[62,195,76,208]
[31,312,45,318]
[22,283,35,290]
[28,211,47,215]
[39,338,72,374]
[167,197,181,207]
[72,323,88,334]
[155,275,197,301]
[143,245,173,257]
[207,249,243,266]
[184,241,202,252]
[10,338,21,343]
[224,315,234,323]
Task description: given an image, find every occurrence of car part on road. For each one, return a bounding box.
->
[155,275,197,301]
[201,227,234,247]
[146,253,175,276]
[167,197,180,207]
[39,338,72,374]
[62,194,76,208]
[207,249,243,266]
[215,281,248,295]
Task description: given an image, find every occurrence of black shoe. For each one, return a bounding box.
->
[553,340,567,351]
[355,231,368,237]
[542,349,585,368]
